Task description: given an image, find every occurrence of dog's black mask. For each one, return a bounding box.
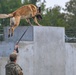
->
[37,7,42,20]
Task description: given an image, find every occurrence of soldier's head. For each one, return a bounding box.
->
[9,52,17,62]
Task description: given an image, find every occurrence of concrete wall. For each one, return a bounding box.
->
[0,26,73,75]
[0,42,14,57]
[0,57,8,75]
[33,26,66,75]
[17,41,34,75]
[1,42,76,75]
[65,43,76,75]
[4,26,33,42]
[0,42,14,75]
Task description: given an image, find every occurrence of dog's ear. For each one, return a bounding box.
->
[37,7,41,13]
[38,7,41,13]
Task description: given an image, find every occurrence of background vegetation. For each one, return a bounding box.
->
[0,0,76,41]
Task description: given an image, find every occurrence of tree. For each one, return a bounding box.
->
[29,0,37,5]
[65,0,76,15]
[0,0,22,27]
[39,5,68,28]
[64,0,76,37]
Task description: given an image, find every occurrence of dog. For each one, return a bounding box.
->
[0,4,42,37]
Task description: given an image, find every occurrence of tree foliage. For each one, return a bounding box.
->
[0,0,22,26]
[39,5,68,29]
[64,0,76,37]
[0,0,76,37]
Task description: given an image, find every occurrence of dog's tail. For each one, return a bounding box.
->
[0,13,13,18]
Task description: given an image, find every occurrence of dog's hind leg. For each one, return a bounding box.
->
[11,16,21,36]
[8,16,21,37]
[8,17,16,37]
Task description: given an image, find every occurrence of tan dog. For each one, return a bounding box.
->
[0,4,42,37]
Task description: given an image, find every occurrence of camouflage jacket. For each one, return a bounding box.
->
[5,62,23,75]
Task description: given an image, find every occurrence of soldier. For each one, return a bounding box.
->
[5,49,23,75]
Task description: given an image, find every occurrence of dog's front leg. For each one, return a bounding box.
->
[26,18,33,26]
[33,17,41,26]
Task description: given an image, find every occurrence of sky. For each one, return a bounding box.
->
[41,0,70,8]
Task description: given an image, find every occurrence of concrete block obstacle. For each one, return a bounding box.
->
[17,26,66,75]
[4,26,33,42]
[33,26,65,75]
[0,26,66,75]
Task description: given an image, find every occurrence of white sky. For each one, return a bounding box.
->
[41,0,70,8]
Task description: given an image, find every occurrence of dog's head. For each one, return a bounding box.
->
[36,7,42,20]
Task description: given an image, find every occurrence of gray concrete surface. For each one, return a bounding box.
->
[33,26,66,75]
[17,41,34,75]
[16,26,66,75]
[0,42,14,57]
[0,57,8,75]
[65,43,76,75]
[4,26,33,42]
[1,26,76,75]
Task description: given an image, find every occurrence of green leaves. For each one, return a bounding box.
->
[0,0,75,37]
[64,0,76,37]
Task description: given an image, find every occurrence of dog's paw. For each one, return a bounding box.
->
[38,24,42,26]
[11,33,13,37]
[30,24,33,26]
[8,34,10,38]
[39,25,42,26]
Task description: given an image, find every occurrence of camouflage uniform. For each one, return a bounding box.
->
[5,62,23,75]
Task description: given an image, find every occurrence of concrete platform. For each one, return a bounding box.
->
[4,26,33,42]
[0,26,66,75]
[33,26,65,75]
